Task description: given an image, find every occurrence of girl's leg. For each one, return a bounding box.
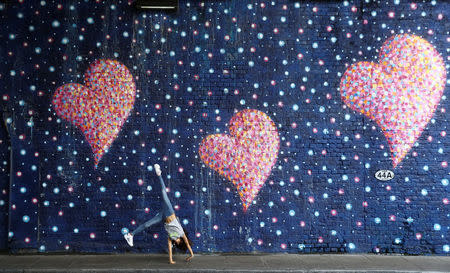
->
[132,212,163,235]
[159,176,175,217]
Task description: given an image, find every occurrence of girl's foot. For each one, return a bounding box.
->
[154,164,161,176]
[124,233,134,247]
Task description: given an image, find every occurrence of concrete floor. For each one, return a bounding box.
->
[0,253,449,272]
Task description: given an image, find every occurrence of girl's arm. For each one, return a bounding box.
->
[168,238,175,264]
[183,235,194,261]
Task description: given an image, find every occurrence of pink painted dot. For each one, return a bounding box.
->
[289,177,295,183]
[297,53,303,60]
[362,201,368,207]
[257,239,263,245]
[58,211,63,216]
[351,6,357,12]
[354,177,360,183]
[338,189,344,195]
[441,131,446,137]
[388,11,395,18]
[441,161,448,168]
[356,221,362,227]
[300,221,306,227]
[272,217,278,223]
[280,196,286,202]
[405,198,411,204]
[389,215,396,221]
[196,232,201,238]
[213,225,219,230]
[308,196,315,203]
[153,233,159,239]
[318,237,324,243]
[144,208,150,213]
[138,179,144,186]
[331,209,337,216]
[89,233,96,239]
[410,3,417,10]
[281,243,287,249]
[443,198,449,205]
[131,220,136,225]
[415,233,422,240]
[386,185,391,191]
[25,237,30,243]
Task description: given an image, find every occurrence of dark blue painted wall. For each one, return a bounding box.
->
[0,0,448,254]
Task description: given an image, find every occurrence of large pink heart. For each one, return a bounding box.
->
[199,109,279,211]
[52,59,136,167]
[340,34,446,168]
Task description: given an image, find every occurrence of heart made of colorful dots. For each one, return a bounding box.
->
[53,59,136,167]
[340,34,446,168]
[199,109,279,211]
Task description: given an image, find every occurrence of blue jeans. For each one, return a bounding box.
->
[132,176,175,235]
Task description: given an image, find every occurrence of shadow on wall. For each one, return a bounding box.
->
[0,111,11,251]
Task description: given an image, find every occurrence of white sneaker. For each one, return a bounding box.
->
[154,164,161,176]
[124,233,134,247]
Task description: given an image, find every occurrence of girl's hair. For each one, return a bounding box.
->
[172,228,193,252]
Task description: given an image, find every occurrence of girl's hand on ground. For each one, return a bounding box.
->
[186,255,194,262]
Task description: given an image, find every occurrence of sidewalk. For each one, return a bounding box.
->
[0,254,449,273]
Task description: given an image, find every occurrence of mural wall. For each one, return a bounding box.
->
[0,0,448,254]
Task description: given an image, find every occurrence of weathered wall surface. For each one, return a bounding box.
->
[0,0,448,254]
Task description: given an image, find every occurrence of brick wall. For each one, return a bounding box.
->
[0,0,448,254]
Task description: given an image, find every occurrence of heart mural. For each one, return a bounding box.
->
[199,109,280,211]
[340,34,446,168]
[52,59,136,168]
